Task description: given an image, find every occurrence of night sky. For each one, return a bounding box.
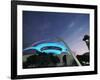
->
[23,11,89,55]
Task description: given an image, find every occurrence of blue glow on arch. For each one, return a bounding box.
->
[41,50,62,54]
[34,42,67,51]
[24,42,68,54]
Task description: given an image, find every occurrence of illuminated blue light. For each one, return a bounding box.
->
[24,42,68,54]
[41,50,63,54]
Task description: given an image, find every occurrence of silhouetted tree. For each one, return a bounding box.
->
[23,51,60,68]
[77,52,89,66]
[83,35,90,49]
[49,53,60,65]
[26,55,38,65]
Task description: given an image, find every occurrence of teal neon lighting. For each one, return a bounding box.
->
[24,42,68,54]
[41,50,62,54]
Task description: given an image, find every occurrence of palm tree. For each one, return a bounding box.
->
[83,35,90,49]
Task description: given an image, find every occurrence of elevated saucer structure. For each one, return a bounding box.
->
[23,38,82,66]
[24,41,68,54]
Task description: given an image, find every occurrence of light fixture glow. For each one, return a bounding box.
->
[24,42,68,54]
